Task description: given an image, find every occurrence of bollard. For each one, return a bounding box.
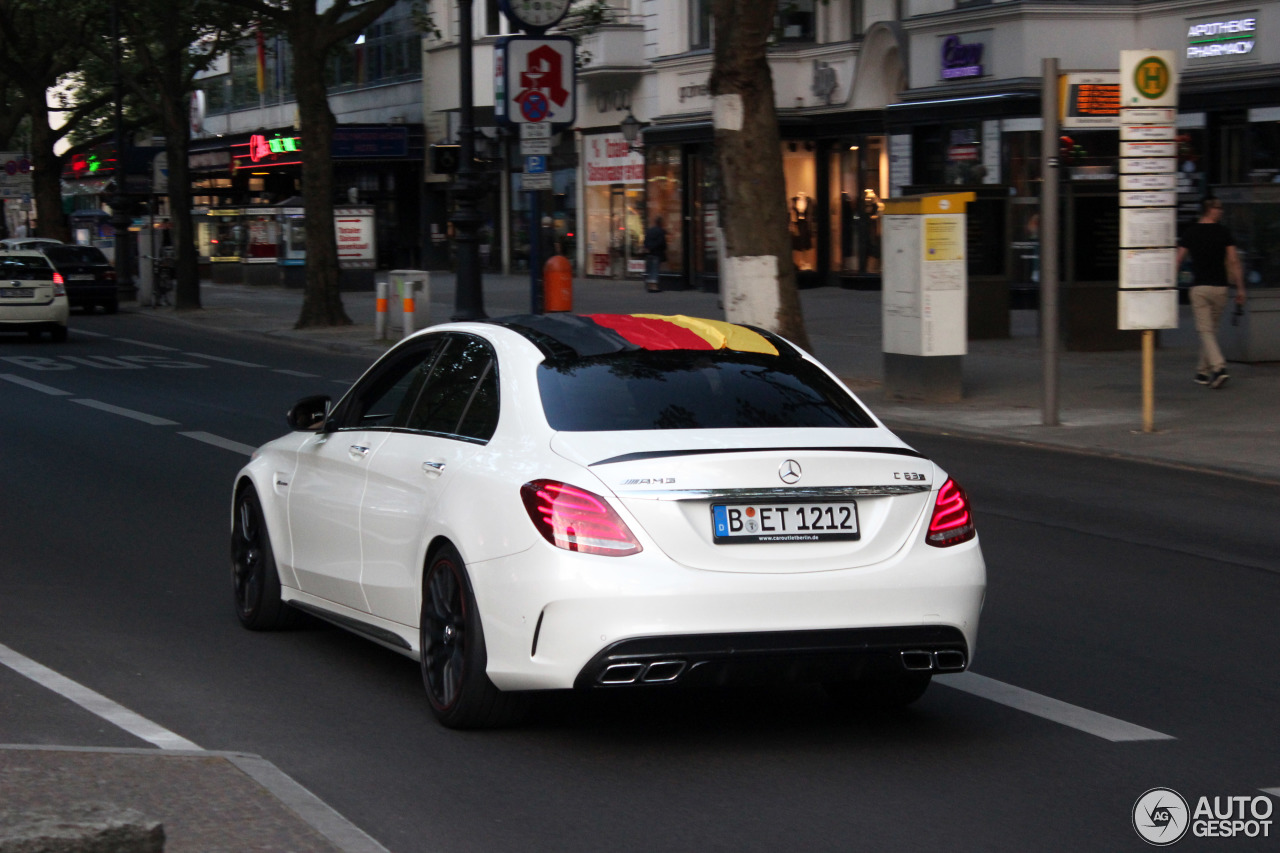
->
[402,280,417,338]
[375,280,389,340]
[543,255,572,313]
[390,270,430,338]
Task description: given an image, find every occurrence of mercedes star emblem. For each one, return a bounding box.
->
[778,459,802,484]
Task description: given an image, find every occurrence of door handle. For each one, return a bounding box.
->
[349,444,370,458]
[422,460,446,475]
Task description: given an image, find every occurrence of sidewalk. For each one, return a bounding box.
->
[145,271,1280,483]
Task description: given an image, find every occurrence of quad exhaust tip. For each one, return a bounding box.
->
[599,660,687,685]
[901,650,967,673]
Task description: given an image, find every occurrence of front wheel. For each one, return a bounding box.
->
[420,545,528,729]
[231,487,295,630]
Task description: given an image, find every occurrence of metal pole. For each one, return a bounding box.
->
[110,0,135,300]
[1040,57,1061,427]
[450,0,487,321]
[529,191,541,313]
[1142,329,1155,433]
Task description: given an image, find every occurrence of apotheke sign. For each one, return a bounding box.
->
[1186,14,1258,62]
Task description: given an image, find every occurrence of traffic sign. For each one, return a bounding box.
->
[521,172,552,191]
[525,155,547,174]
[494,36,576,127]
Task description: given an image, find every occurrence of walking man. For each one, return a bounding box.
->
[643,216,667,293]
[1176,198,1245,388]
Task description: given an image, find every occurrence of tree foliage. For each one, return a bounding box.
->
[220,0,405,328]
[0,0,105,241]
[71,0,256,309]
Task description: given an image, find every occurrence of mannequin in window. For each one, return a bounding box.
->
[790,191,812,253]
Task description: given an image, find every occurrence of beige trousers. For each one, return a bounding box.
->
[1190,284,1229,372]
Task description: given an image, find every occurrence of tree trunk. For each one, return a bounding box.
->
[154,4,200,309]
[709,0,809,350]
[28,104,68,241]
[291,20,349,328]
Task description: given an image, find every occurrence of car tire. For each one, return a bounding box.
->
[420,545,529,729]
[49,326,67,343]
[231,486,297,631]
[824,671,932,712]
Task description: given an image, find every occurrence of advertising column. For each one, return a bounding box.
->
[1118,49,1179,433]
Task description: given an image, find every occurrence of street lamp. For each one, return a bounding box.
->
[620,109,644,153]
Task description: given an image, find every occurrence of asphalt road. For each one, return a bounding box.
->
[2,312,1278,852]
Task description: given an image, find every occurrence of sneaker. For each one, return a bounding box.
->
[1209,369,1230,389]
[1195,372,1211,385]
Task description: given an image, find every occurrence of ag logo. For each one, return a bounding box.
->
[1132,56,1171,101]
[1133,788,1189,845]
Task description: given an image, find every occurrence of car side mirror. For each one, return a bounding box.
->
[287,395,332,432]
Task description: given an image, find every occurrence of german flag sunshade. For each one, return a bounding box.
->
[496,313,779,358]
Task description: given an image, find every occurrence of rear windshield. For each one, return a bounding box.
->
[537,349,875,431]
[1,257,53,280]
[44,246,109,265]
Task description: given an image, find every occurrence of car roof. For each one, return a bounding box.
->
[484,313,787,362]
[0,250,54,260]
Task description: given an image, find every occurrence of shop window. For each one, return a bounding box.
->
[645,146,684,276]
[776,0,815,42]
[850,0,864,39]
[690,0,712,50]
[828,137,884,276]
[782,141,817,272]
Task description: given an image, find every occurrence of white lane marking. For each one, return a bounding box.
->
[113,338,180,351]
[334,379,353,386]
[185,352,265,367]
[936,672,1175,742]
[180,431,258,456]
[69,328,108,338]
[71,399,179,426]
[1262,788,1280,798]
[0,374,72,396]
[273,369,320,378]
[0,642,202,751]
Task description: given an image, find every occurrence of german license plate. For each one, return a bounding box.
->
[0,288,33,298]
[712,502,860,543]
[68,274,94,280]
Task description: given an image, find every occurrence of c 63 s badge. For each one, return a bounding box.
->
[895,472,927,481]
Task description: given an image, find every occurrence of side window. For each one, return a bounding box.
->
[404,335,499,441]
[337,338,444,430]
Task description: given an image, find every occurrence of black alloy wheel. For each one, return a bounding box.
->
[231,487,294,630]
[420,545,528,729]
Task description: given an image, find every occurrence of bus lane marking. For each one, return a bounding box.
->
[180,431,258,456]
[936,671,1175,742]
[0,374,72,396]
[0,641,201,751]
[71,399,179,426]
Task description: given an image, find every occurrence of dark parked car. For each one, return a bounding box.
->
[39,245,118,314]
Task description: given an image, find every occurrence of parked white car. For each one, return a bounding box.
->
[0,251,69,341]
[232,314,986,728]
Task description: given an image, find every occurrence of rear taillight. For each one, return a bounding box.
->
[52,271,64,285]
[104,269,116,282]
[926,478,976,547]
[521,479,642,557]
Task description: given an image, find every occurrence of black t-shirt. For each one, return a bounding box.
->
[1178,222,1235,286]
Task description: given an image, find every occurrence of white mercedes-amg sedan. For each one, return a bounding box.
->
[232,313,985,728]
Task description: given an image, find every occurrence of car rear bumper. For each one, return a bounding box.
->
[572,625,970,689]
[471,537,985,692]
[0,301,69,328]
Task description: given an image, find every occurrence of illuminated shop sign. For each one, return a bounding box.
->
[1186,16,1257,61]
[940,33,986,80]
[232,134,302,170]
